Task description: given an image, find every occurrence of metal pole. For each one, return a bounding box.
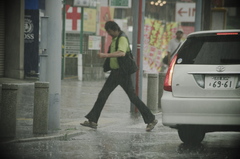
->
[131,0,145,113]
[45,0,62,130]
[39,16,48,82]
[139,0,145,98]
[78,6,84,81]
[80,7,84,53]
[131,0,139,113]
[62,0,66,80]
[136,0,142,99]
[195,0,202,31]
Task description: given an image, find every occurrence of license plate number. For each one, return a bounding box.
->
[205,75,235,89]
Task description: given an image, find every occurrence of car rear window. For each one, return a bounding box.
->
[176,35,240,64]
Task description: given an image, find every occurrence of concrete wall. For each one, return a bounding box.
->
[5,0,25,79]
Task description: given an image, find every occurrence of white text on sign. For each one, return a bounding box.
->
[176,3,196,22]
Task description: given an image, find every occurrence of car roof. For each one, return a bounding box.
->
[187,30,240,38]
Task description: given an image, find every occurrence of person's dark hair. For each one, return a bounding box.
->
[176,29,183,34]
[104,21,121,32]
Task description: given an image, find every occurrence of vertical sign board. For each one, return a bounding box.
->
[84,8,97,33]
[24,10,39,77]
[88,36,101,50]
[175,3,196,22]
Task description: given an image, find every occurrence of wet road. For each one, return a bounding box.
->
[1,78,240,158]
[1,114,240,159]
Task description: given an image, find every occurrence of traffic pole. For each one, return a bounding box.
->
[62,0,66,80]
[136,0,145,100]
[195,0,202,31]
[131,0,145,113]
[45,0,62,130]
[131,0,139,113]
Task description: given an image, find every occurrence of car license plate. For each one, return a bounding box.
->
[205,75,235,89]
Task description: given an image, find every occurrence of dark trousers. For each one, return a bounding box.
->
[85,69,155,124]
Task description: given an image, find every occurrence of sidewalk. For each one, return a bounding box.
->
[0,76,160,143]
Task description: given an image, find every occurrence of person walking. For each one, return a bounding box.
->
[80,21,158,131]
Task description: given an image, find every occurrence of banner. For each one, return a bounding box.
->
[84,8,97,33]
[143,18,181,73]
[24,10,39,77]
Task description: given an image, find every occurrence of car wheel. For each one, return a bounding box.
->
[178,125,205,144]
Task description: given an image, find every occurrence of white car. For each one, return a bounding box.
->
[161,30,240,144]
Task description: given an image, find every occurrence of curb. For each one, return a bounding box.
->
[0,130,86,144]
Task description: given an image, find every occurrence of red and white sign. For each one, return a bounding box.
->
[66,5,81,31]
[175,3,196,22]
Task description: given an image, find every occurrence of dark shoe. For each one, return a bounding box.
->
[146,119,158,131]
[80,121,98,129]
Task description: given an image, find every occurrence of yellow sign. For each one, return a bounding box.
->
[84,8,96,33]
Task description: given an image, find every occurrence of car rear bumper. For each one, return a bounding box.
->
[161,91,240,127]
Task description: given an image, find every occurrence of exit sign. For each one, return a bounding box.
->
[176,3,196,22]
[110,0,131,8]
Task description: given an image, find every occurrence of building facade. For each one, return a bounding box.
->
[0,0,239,79]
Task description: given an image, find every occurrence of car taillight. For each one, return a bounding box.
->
[216,32,239,35]
[164,55,178,92]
